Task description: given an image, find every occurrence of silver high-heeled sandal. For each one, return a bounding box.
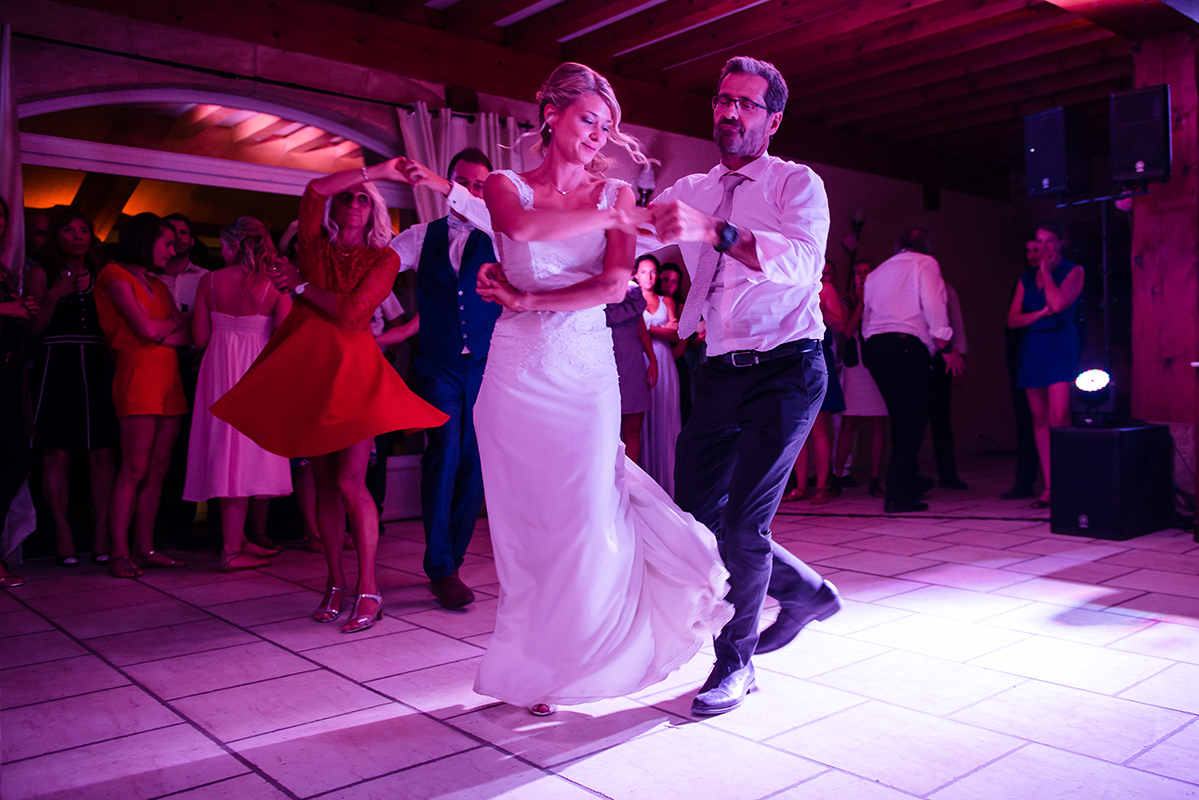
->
[342,592,383,634]
[314,586,345,623]
[529,703,558,717]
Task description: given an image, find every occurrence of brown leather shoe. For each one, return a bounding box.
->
[431,572,475,609]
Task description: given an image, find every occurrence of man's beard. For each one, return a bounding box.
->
[714,119,766,158]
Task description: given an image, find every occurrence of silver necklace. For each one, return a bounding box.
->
[547,176,583,196]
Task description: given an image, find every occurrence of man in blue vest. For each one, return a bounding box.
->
[389,148,498,609]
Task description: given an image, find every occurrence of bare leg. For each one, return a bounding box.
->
[868,417,886,478]
[42,449,76,558]
[88,448,116,556]
[1026,387,1051,502]
[312,454,348,590]
[295,461,321,552]
[621,412,644,465]
[131,416,182,562]
[334,440,379,601]
[110,416,159,576]
[810,411,832,491]
[834,415,858,480]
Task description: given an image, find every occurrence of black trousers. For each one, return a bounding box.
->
[928,353,958,482]
[863,333,931,504]
[1006,341,1038,487]
[674,343,827,669]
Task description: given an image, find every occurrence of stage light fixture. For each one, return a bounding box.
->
[1071,368,1115,427]
[1075,368,1110,392]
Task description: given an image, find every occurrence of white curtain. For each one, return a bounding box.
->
[397,103,534,223]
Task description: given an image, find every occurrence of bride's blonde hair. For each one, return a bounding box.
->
[535,63,654,174]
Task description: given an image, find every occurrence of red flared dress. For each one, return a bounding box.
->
[211,187,448,458]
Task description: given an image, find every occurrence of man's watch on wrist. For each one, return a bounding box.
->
[714,221,739,253]
[294,282,310,296]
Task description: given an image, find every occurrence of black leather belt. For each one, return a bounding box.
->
[712,338,820,368]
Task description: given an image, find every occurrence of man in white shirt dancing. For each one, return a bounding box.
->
[648,56,842,716]
[860,226,963,513]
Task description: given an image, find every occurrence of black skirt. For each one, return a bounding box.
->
[31,338,120,450]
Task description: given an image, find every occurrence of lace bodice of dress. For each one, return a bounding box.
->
[489,170,628,376]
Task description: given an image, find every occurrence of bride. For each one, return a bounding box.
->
[473,63,731,715]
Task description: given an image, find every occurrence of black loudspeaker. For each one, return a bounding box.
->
[1051,425,1172,540]
[1025,105,1091,197]
[1111,85,1171,183]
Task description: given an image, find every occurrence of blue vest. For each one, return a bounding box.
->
[416,217,500,362]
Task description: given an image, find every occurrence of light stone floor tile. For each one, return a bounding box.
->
[1109,621,1199,665]
[1097,549,1199,574]
[774,769,930,800]
[8,572,118,599]
[802,598,914,636]
[161,772,291,799]
[0,629,87,669]
[1118,662,1199,714]
[780,541,862,563]
[366,655,497,719]
[990,576,1146,607]
[768,700,1023,796]
[925,529,1043,548]
[122,641,317,700]
[811,650,1026,715]
[969,635,1174,694]
[556,720,826,800]
[334,745,597,800]
[204,589,323,627]
[815,551,942,577]
[752,628,892,680]
[897,562,1032,592]
[231,703,477,797]
[400,598,499,640]
[2,684,182,762]
[0,608,54,637]
[1110,593,1199,627]
[873,584,1032,622]
[950,680,1192,762]
[56,598,213,639]
[848,612,1031,662]
[0,654,129,710]
[930,742,1199,800]
[250,612,416,651]
[913,544,1035,568]
[21,582,167,618]
[1007,539,1130,559]
[169,669,389,742]
[301,627,483,682]
[1128,720,1199,785]
[837,534,952,556]
[167,574,305,607]
[87,618,260,666]
[979,599,1158,646]
[822,570,926,602]
[1104,569,1199,599]
[0,724,248,800]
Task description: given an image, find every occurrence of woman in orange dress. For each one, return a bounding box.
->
[213,163,447,633]
[94,213,192,579]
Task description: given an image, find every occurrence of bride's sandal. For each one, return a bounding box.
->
[529,703,558,717]
[313,586,345,623]
[342,593,383,634]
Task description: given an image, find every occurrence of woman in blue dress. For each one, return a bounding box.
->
[1007,221,1084,509]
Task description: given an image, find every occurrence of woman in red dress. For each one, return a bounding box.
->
[213,163,447,633]
[94,213,192,579]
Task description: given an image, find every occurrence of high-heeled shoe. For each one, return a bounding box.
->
[313,586,345,623]
[342,592,383,634]
[869,477,885,498]
[529,703,558,716]
[221,550,270,573]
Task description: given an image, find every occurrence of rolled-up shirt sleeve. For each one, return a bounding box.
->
[750,166,829,288]
[446,184,493,233]
[920,258,953,342]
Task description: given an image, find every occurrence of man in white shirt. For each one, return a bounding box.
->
[861,226,964,513]
[647,56,842,716]
[388,148,496,610]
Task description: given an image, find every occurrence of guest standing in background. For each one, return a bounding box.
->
[834,260,887,498]
[1000,234,1041,500]
[26,209,119,566]
[183,217,293,572]
[94,213,192,578]
[606,273,656,465]
[928,281,968,490]
[1008,221,1084,510]
[656,262,695,424]
[636,253,681,497]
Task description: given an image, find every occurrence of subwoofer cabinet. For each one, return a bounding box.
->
[1050,425,1172,540]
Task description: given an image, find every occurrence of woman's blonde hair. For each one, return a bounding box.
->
[322,180,393,250]
[535,62,654,174]
[220,217,278,293]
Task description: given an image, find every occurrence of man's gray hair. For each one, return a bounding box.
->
[719,57,789,114]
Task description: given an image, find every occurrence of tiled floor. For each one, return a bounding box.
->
[3,459,1199,799]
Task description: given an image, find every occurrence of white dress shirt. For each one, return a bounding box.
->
[387,184,493,355]
[159,261,207,313]
[651,153,830,356]
[860,250,953,355]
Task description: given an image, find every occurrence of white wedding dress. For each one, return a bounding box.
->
[473,171,732,707]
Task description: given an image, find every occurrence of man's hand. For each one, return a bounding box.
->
[647,200,718,245]
[943,352,965,377]
[401,159,453,197]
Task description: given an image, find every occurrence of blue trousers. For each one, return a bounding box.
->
[414,353,487,581]
[674,344,828,668]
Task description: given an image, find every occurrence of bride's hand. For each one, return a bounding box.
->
[609,205,652,235]
[478,262,526,311]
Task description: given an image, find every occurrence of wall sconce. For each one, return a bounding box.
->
[635,162,656,207]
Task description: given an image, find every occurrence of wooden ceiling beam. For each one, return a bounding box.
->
[882,78,1129,141]
[1043,0,1196,39]
[820,46,1132,128]
[504,0,652,53]
[654,0,1047,92]
[442,0,537,37]
[563,0,785,67]
[788,22,1115,113]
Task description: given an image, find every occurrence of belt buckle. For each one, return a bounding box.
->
[730,350,759,368]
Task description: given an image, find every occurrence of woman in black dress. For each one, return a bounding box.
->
[27,209,119,565]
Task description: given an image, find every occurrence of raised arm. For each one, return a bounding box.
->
[1040,263,1084,313]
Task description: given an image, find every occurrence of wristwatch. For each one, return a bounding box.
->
[715,221,739,253]
[294,282,309,296]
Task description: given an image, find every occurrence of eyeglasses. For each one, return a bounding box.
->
[712,94,770,114]
[334,192,372,206]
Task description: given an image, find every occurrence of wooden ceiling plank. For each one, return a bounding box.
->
[1044,0,1196,39]
[504,0,652,51]
[883,78,1131,141]
[787,20,1110,110]
[563,0,762,64]
[654,0,1048,91]
[851,59,1132,135]
[442,0,542,37]
[818,43,1132,127]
